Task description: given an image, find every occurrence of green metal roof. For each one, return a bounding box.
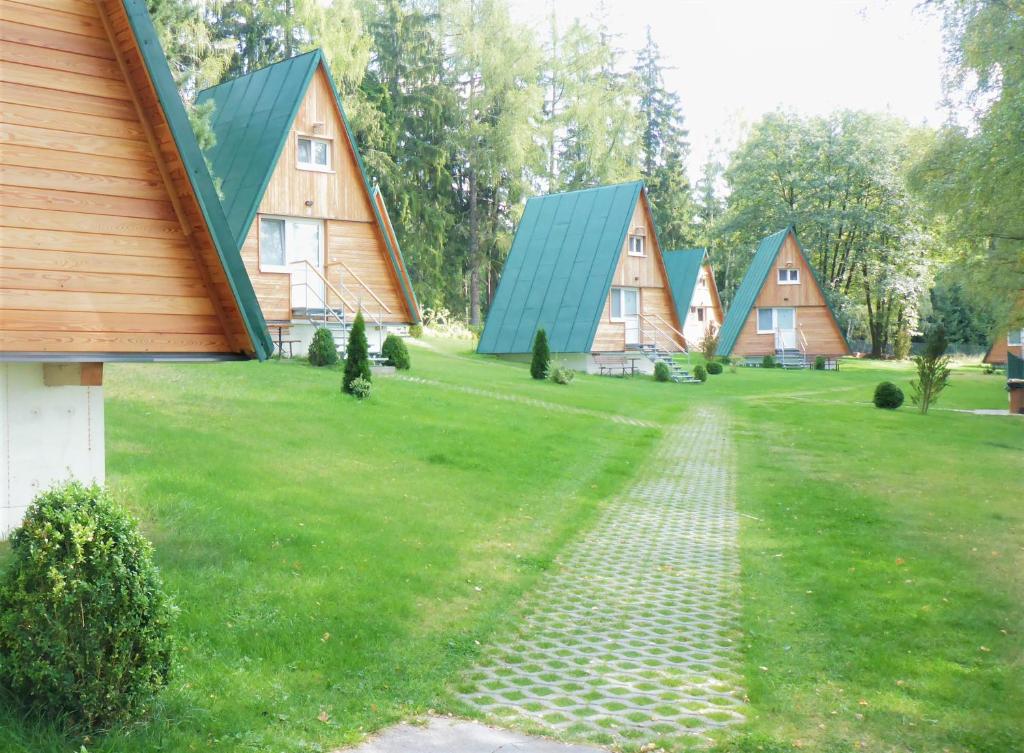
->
[197,50,419,323]
[1009,351,1023,380]
[197,50,320,245]
[663,248,707,327]
[124,0,273,360]
[477,181,645,354]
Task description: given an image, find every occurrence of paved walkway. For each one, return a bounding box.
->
[458,407,745,748]
[388,374,658,428]
[340,716,606,753]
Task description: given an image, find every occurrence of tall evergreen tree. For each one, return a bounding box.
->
[633,27,696,250]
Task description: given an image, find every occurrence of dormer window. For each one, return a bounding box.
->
[297,136,330,171]
[628,229,646,256]
[778,268,799,285]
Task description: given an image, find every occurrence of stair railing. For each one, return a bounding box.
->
[639,313,687,353]
[288,259,348,327]
[326,261,393,353]
[798,325,809,355]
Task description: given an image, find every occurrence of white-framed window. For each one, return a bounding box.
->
[610,286,639,320]
[1009,329,1024,346]
[258,216,323,273]
[778,267,800,284]
[757,307,796,334]
[297,136,331,171]
[628,234,646,256]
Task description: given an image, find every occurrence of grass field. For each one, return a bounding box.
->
[1,340,1020,753]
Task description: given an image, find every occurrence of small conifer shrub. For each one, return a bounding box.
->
[761,354,777,369]
[343,312,372,394]
[308,327,338,366]
[706,361,723,375]
[381,334,410,369]
[693,364,708,382]
[814,355,827,370]
[530,328,550,380]
[654,361,671,382]
[0,482,174,732]
[874,381,905,409]
[347,376,372,399]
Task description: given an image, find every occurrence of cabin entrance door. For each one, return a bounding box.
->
[611,287,640,345]
[286,219,325,311]
[775,307,796,349]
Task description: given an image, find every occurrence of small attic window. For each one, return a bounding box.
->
[778,268,799,284]
[297,136,330,171]
[628,234,645,256]
[1010,329,1023,346]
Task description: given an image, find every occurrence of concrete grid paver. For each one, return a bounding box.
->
[458,406,745,747]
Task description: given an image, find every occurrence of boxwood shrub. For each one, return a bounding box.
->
[308,326,338,367]
[0,482,174,732]
[873,381,905,409]
[381,334,410,369]
[654,361,671,382]
[761,354,777,369]
[693,364,708,382]
[814,355,827,370]
[706,361,723,375]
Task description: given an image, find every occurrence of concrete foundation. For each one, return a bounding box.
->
[497,351,657,376]
[1,363,104,537]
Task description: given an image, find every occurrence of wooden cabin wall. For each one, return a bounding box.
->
[591,197,685,351]
[0,0,246,354]
[732,233,848,356]
[985,338,1008,365]
[245,67,411,323]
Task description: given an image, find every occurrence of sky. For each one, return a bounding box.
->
[506,0,950,178]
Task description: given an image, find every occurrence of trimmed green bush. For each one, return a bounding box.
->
[530,328,550,380]
[874,381,905,409]
[308,327,338,367]
[718,355,732,365]
[0,482,174,732]
[706,361,723,375]
[548,366,574,385]
[693,364,707,382]
[409,323,423,339]
[761,354,777,369]
[348,376,372,400]
[814,355,827,370]
[654,361,671,382]
[381,334,410,370]
[343,312,371,394]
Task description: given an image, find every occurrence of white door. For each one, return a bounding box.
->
[612,287,640,345]
[775,307,796,348]
[287,220,324,309]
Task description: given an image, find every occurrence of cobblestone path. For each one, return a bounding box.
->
[458,406,745,748]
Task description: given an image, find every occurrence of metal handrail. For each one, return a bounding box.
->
[798,325,808,354]
[638,313,687,353]
[288,259,348,325]
[326,260,393,315]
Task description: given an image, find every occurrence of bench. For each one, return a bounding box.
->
[268,323,301,359]
[593,354,637,376]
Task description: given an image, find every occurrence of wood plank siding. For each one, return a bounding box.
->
[243,67,413,323]
[591,195,685,352]
[0,0,255,356]
[731,233,848,357]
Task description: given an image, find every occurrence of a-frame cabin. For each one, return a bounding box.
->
[716,226,850,368]
[0,0,272,534]
[478,182,691,377]
[196,50,420,356]
[983,328,1024,367]
[664,248,724,349]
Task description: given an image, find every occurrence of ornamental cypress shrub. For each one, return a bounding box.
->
[874,381,904,409]
[693,364,708,382]
[814,355,827,370]
[308,327,338,366]
[0,482,174,732]
[761,354,777,369]
[654,361,671,382]
[530,328,550,380]
[381,334,410,369]
[343,311,371,394]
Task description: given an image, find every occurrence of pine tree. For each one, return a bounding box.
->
[343,312,372,394]
[530,329,550,380]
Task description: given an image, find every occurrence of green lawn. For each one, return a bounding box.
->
[1,342,1020,753]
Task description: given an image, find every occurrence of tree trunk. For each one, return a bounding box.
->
[468,168,481,325]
